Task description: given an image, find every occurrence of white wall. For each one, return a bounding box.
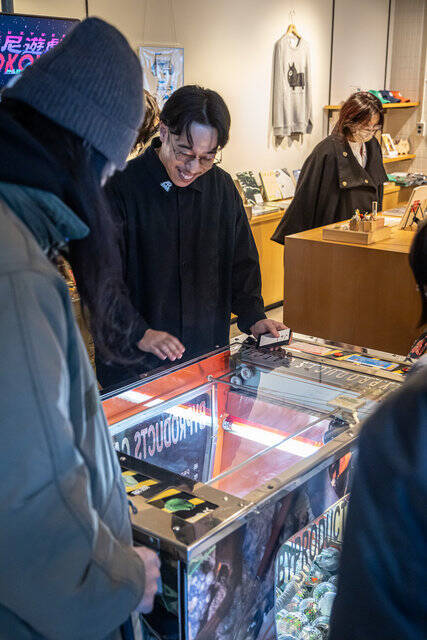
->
[90,0,335,175]
[330,0,390,104]
[12,0,396,175]
[13,0,333,175]
[14,0,85,19]
[169,0,334,175]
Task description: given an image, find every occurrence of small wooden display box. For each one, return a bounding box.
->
[322,217,392,245]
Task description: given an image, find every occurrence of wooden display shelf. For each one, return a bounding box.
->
[324,102,419,110]
[383,153,416,164]
[249,209,286,226]
[383,182,400,194]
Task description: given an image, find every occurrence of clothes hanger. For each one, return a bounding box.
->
[286,9,301,40]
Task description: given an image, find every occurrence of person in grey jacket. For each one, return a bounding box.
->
[0,18,159,640]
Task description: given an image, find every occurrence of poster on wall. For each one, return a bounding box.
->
[0,13,78,89]
[139,45,184,108]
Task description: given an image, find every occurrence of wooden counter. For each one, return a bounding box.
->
[246,182,411,310]
[284,223,421,355]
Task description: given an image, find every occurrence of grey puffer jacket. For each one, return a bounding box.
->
[0,185,145,640]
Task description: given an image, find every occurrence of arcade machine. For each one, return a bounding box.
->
[102,334,405,640]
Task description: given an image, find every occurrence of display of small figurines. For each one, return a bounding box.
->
[394,136,410,156]
[349,209,361,231]
[348,203,384,232]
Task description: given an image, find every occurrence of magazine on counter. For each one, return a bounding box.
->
[236,171,264,205]
[260,169,295,201]
[260,170,283,201]
[275,169,295,198]
[251,203,282,217]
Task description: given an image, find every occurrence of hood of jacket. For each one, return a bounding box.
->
[0,182,89,256]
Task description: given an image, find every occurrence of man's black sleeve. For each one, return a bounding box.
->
[231,183,266,334]
[104,176,150,347]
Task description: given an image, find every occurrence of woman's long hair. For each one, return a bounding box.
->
[333,91,384,139]
[131,90,160,151]
[2,98,142,365]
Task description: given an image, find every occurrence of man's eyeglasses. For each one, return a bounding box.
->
[168,133,222,167]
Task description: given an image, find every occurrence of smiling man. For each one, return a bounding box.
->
[98,85,286,388]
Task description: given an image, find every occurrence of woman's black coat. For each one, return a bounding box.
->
[272,134,388,243]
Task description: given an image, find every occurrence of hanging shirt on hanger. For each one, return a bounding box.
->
[273,33,313,139]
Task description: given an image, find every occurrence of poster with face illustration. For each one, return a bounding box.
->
[139,45,184,108]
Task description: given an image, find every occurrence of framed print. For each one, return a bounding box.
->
[139,45,184,108]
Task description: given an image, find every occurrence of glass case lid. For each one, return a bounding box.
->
[107,342,401,503]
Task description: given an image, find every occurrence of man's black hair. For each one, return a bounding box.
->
[160,85,231,148]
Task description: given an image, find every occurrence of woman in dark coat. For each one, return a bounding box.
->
[272,91,388,243]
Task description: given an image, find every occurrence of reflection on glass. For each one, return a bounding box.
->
[110,346,399,500]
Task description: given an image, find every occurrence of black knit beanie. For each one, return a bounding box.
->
[2,17,143,169]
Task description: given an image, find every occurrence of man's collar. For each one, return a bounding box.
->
[143,137,204,192]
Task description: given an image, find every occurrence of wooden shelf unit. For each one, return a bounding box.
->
[383,153,416,164]
[324,102,419,110]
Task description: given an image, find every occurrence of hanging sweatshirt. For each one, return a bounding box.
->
[273,34,313,137]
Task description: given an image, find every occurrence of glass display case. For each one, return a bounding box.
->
[102,335,403,640]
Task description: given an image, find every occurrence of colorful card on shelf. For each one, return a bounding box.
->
[236,171,264,205]
[292,169,301,185]
[336,353,398,371]
[399,185,427,229]
[276,168,295,198]
[260,170,283,201]
[381,133,398,158]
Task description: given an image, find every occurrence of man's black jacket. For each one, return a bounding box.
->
[98,138,265,387]
[272,134,388,243]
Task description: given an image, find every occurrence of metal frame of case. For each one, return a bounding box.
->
[102,336,404,640]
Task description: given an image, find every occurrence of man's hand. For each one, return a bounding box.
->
[137,328,185,361]
[133,546,161,614]
[250,318,289,339]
